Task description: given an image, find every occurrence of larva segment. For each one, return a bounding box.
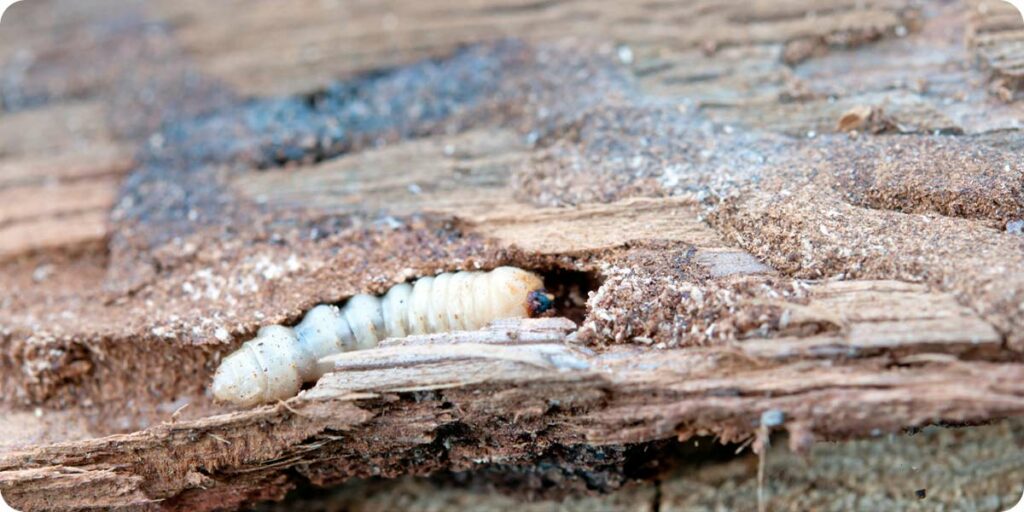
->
[211,266,551,406]
[407,276,433,335]
[344,294,385,350]
[381,283,412,338]
[427,272,453,332]
[446,271,474,330]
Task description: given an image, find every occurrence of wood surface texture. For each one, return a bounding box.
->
[0,0,1022,510]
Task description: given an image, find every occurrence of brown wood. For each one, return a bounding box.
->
[1,0,1023,510]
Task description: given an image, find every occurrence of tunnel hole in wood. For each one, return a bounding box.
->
[536,267,601,326]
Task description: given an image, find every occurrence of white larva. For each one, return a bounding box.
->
[211,266,553,406]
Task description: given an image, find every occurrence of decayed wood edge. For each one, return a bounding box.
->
[968,0,1024,100]
[741,280,1004,359]
[255,418,1024,511]
[2,316,1023,511]
[321,318,590,376]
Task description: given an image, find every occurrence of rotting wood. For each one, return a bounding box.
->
[234,129,529,217]
[968,0,1024,101]
[0,211,110,260]
[0,144,133,188]
[4,317,1024,510]
[323,318,589,374]
[0,99,133,258]
[258,419,1022,511]
[149,0,922,97]
[741,280,1004,359]
[1,0,1023,510]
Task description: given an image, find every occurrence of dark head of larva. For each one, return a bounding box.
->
[527,289,555,317]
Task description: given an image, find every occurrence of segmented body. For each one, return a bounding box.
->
[212,266,551,406]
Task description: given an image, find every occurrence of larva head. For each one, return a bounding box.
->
[488,266,552,318]
[527,289,555,316]
[211,325,307,407]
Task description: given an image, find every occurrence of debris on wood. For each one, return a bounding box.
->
[1,0,1023,510]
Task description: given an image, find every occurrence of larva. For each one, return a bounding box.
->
[212,266,553,406]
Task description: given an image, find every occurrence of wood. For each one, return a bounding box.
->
[1,0,1023,510]
[0,99,132,258]
[254,419,1021,511]
[969,0,1024,101]
[235,129,528,216]
[4,318,1024,509]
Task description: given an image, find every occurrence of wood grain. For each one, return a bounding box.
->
[3,318,1023,510]
[1,0,1022,510]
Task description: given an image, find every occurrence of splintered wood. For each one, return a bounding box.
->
[317,318,588,391]
[2,0,1024,510]
[969,0,1024,101]
[741,280,1003,359]
[5,317,1024,511]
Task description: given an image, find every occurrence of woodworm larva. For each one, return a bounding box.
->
[211,266,554,406]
